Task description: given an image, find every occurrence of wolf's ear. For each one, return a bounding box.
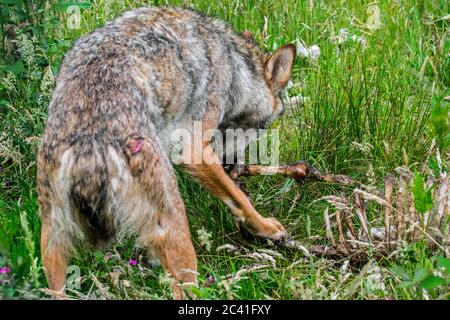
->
[264,44,296,92]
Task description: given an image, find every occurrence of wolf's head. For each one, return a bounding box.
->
[223,32,296,131]
[218,32,295,164]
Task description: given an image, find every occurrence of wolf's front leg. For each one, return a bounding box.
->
[183,144,287,241]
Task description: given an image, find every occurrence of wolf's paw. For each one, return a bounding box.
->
[42,288,69,300]
[250,217,288,241]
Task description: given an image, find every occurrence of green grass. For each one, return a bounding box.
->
[0,0,449,299]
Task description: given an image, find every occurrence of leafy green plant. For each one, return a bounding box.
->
[411,171,433,215]
[390,243,449,299]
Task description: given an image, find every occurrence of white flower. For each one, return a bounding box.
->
[295,39,309,58]
[295,39,320,62]
[1,72,17,92]
[351,34,367,47]
[309,45,320,61]
[337,28,350,45]
[331,29,367,49]
[158,272,172,287]
[197,227,213,252]
[40,67,54,94]
[0,131,23,164]
[38,67,55,106]
[16,34,36,67]
[350,141,374,154]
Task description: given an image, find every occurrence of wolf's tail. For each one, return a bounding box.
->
[68,138,111,240]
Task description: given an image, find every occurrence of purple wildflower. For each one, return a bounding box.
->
[0,266,11,274]
[128,259,138,266]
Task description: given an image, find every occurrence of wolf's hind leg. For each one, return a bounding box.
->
[40,214,70,299]
[125,136,197,299]
[38,152,75,299]
[146,210,197,300]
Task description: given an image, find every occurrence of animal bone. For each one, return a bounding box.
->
[229,161,355,185]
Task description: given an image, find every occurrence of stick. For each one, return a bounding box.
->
[354,192,370,242]
[335,209,349,254]
[323,207,336,248]
[397,174,407,242]
[343,207,358,239]
[384,175,394,250]
[437,173,448,228]
[229,162,355,185]
[408,183,417,241]
[339,193,358,239]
